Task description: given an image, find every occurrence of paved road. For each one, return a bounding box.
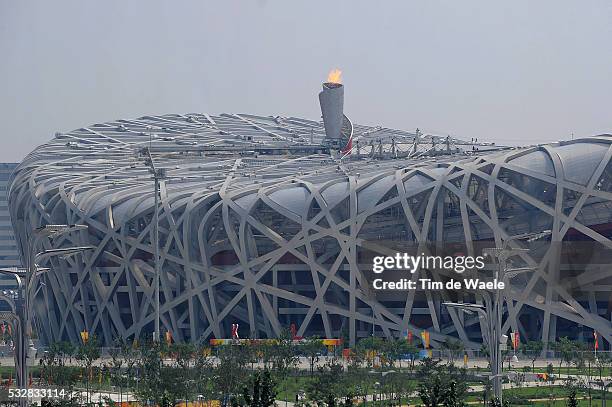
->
[0,354,572,370]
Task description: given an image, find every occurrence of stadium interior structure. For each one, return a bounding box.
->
[7,80,612,349]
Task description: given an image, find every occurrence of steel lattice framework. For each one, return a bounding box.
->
[7,113,612,348]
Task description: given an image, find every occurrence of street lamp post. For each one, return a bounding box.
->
[481,230,550,403]
[443,230,550,404]
[153,169,166,343]
[0,268,46,389]
[444,267,537,403]
[143,146,167,343]
[1,247,93,407]
[0,279,25,389]
[443,302,498,392]
[482,246,528,403]
[3,224,92,406]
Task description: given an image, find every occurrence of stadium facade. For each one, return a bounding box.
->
[7,86,612,348]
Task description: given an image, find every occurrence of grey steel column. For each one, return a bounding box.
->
[17,280,26,407]
[154,176,160,343]
[494,260,503,403]
[20,240,33,407]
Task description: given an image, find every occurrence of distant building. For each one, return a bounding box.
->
[0,163,20,289]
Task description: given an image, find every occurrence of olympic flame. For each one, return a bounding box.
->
[327,68,342,84]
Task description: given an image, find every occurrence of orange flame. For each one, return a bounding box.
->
[327,68,342,84]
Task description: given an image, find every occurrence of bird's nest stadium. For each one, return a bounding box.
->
[7,79,612,349]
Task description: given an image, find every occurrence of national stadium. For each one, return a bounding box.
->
[8,73,612,349]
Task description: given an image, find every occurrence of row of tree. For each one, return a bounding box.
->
[31,333,609,407]
[35,333,425,406]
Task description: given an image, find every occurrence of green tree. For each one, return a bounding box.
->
[301,337,325,376]
[344,350,369,404]
[75,336,101,405]
[121,339,139,403]
[214,345,251,405]
[546,363,555,396]
[107,343,126,403]
[576,342,595,407]
[384,338,414,369]
[567,387,579,407]
[39,347,80,407]
[405,342,420,374]
[595,353,610,407]
[442,339,464,365]
[554,337,576,376]
[269,329,298,379]
[387,371,414,406]
[304,359,345,406]
[194,344,215,402]
[521,340,544,372]
[173,342,197,402]
[39,342,78,388]
[480,378,492,407]
[355,337,384,368]
[418,373,446,407]
[134,340,183,407]
[443,381,467,407]
[417,359,468,407]
[251,340,273,369]
[241,369,277,407]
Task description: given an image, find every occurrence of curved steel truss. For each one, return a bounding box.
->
[8,113,612,348]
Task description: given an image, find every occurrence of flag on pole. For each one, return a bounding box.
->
[421,331,430,349]
[407,331,413,344]
[594,331,599,350]
[231,323,239,339]
[512,332,520,350]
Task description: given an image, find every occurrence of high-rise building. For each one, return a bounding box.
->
[0,163,21,289]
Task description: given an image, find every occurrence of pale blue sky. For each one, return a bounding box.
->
[1,0,611,161]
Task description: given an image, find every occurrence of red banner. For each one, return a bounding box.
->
[512,332,519,350]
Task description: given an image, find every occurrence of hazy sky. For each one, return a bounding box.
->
[1,1,611,161]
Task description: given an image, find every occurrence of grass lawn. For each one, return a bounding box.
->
[511,366,612,377]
